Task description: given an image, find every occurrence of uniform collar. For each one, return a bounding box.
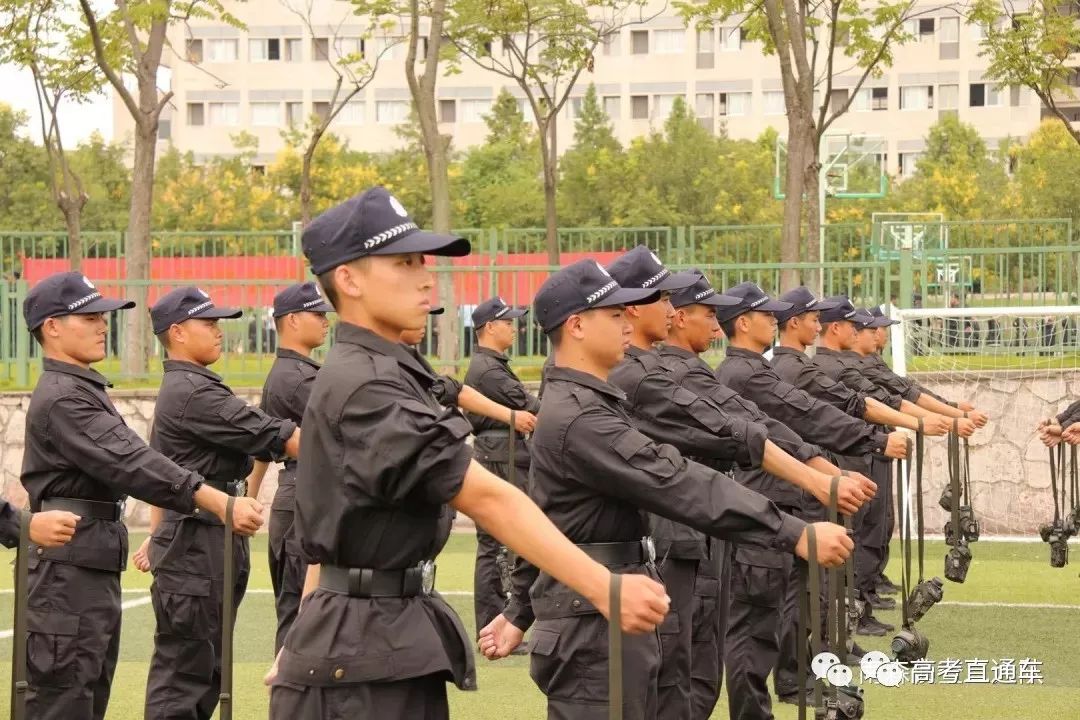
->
[335,321,436,384]
[42,358,112,388]
[726,345,770,365]
[771,346,808,360]
[814,346,841,356]
[475,346,510,364]
[545,365,627,403]
[276,347,321,370]
[163,359,223,382]
[624,344,651,359]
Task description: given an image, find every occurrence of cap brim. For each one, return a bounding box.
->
[76,296,136,314]
[593,286,662,309]
[501,308,528,319]
[872,317,900,327]
[429,306,445,315]
[654,271,699,292]
[192,306,243,321]
[698,293,742,307]
[369,229,471,257]
[755,299,794,312]
[811,299,842,312]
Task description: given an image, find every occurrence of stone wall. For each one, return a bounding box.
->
[1,372,1077,535]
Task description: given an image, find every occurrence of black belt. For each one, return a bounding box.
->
[320,562,436,598]
[41,497,123,522]
[577,537,655,566]
[203,479,246,496]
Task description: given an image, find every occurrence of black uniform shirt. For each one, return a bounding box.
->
[260,348,319,509]
[1,502,20,548]
[504,365,805,631]
[464,346,540,465]
[21,359,202,570]
[609,345,769,560]
[1058,399,1080,427]
[771,346,868,417]
[717,347,889,458]
[151,360,294,524]
[859,352,955,406]
[288,322,475,689]
[810,346,905,408]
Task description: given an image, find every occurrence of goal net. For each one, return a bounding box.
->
[890,305,1080,536]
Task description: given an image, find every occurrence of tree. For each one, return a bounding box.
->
[458,90,545,230]
[1011,119,1080,225]
[76,0,243,373]
[677,1,945,290]
[448,0,655,264]
[0,0,102,270]
[280,0,395,225]
[0,104,55,237]
[557,83,628,226]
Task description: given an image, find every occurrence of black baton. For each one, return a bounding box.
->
[220,496,236,720]
[608,572,623,720]
[10,510,30,720]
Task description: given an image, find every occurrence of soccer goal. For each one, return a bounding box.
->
[889,304,1080,536]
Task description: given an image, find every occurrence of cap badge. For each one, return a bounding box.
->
[388,195,409,218]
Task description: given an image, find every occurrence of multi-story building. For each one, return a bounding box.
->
[114,0,1080,179]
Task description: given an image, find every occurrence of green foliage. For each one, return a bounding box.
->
[1010,120,1080,226]
[557,84,626,226]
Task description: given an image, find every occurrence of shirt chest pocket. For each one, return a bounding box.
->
[611,429,678,479]
[85,413,139,456]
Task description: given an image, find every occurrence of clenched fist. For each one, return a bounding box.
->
[28,510,80,548]
[794,522,854,568]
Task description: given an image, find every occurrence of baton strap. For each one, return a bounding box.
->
[916,433,926,582]
[899,441,913,627]
[797,554,810,720]
[220,497,235,720]
[608,573,623,720]
[808,526,823,712]
[508,410,516,485]
[827,477,842,659]
[10,510,30,720]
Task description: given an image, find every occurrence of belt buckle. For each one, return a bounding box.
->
[234,480,247,497]
[641,536,656,565]
[419,560,436,595]
[116,498,127,521]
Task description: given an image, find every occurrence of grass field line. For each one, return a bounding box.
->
[0,596,152,639]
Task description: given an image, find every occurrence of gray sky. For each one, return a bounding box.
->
[0,63,114,144]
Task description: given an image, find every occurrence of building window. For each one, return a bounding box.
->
[720,92,750,116]
[939,17,960,43]
[251,102,282,126]
[969,82,1003,107]
[159,119,171,140]
[919,18,935,39]
[285,38,303,62]
[313,102,330,122]
[696,28,715,68]
[313,37,329,61]
[334,37,364,58]
[695,92,714,118]
[250,38,281,62]
[653,30,685,55]
[376,100,409,124]
[630,94,649,119]
[938,84,959,110]
[567,96,584,119]
[763,91,785,115]
[516,99,535,124]
[186,39,203,63]
[601,33,620,56]
[187,103,204,126]
[899,152,922,178]
[631,30,649,54]
[900,85,933,110]
[829,88,849,114]
[438,99,456,123]
[603,95,621,119]
[872,87,888,111]
[460,98,492,123]
[652,94,679,120]
[207,102,239,126]
[337,100,365,126]
[722,27,742,51]
[286,102,304,128]
[374,36,404,60]
[205,39,238,63]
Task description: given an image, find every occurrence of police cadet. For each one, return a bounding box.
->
[604,249,872,720]
[653,271,868,717]
[250,281,334,653]
[139,286,301,720]
[481,258,855,720]
[18,271,264,720]
[267,187,670,719]
[463,295,542,636]
[1040,398,1080,446]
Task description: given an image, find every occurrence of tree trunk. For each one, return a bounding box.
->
[539,116,560,266]
[122,121,157,376]
[803,145,823,293]
[61,201,83,273]
[780,121,809,292]
[430,139,459,375]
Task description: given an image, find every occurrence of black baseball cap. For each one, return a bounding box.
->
[669,269,741,309]
[533,259,660,333]
[775,287,842,325]
[472,296,528,327]
[150,287,243,335]
[606,246,697,293]
[303,186,471,275]
[817,296,858,323]
[716,281,792,323]
[868,305,900,327]
[852,309,878,329]
[272,281,335,318]
[23,271,135,331]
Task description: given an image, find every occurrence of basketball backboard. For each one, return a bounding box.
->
[774,132,888,200]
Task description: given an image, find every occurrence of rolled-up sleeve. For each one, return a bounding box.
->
[505,557,540,632]
[433,375,463,407]
[566,411,806,553]
[185,385,296,461]
[1057,399,1080,427]
[47,395,201,514]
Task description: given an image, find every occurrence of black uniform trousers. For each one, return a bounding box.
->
[473,456,529,634]
[774,501,828,699]
[25,560,122,720]
[268,505,306,653]
[657,556,698,720]
[723,542,793,720]
[271,673,449,719]
[857,456,893,597]
[690,538,728,720]
[145,515,250,720]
